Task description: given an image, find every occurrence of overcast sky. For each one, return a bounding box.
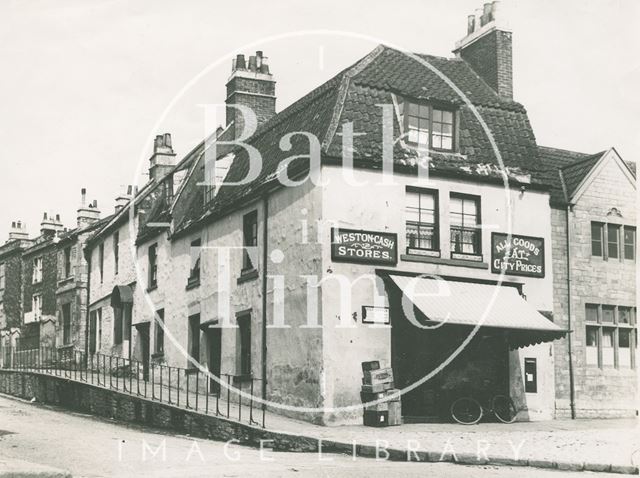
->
[0,0,638,241]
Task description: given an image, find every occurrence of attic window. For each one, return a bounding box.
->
[399,101,455,151]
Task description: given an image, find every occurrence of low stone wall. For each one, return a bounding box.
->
[0,370,274,447]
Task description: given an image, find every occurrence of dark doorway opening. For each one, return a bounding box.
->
[136,323,150,381]
[207,328,222,395]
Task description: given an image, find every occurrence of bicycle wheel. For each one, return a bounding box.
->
[450,397,483,425]
[492,395,517,423]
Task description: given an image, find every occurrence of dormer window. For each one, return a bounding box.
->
[399,101,455,151]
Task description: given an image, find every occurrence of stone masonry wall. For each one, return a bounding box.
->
[552,155,637,418]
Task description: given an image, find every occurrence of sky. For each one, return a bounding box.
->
[0,0,638,241]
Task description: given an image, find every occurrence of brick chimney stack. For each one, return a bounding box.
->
[149,133,176,181]
[7,220,29,242]
[40,212,64,237]
[226,50,276,139]
[114,185,134,213]
[77,188,101,228]
[453,1,513,99]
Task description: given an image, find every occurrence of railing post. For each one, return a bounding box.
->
[168,367,172,405]
[226,375,231,418]
[238,379,242,422]
[205,374,209,414]
[186,372,190,409]
[176,372,180,407]
[195,370,199,412]
[159,365,163,403]
[151,363,155,400]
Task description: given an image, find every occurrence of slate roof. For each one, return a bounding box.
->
[537,145,607,206]
[173,45,546,236]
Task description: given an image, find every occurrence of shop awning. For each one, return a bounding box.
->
[389,275,566,348]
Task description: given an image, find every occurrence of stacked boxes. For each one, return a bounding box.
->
[361,361,402,427]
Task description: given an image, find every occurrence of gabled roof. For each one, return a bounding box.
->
[173,45,545,237]
[539,145,635,207]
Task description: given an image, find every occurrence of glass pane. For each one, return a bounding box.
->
[442,111,453,124]
[450,212,464,226]
[450,197,463,215]
[406,191,420,208]
[441,136,453,150]
[408,116,420,128]
[619,329,631,348]
[406,209,420,223]
[432,109,442,122]
[608,224,619,242]
[408,102,420,116]
[602,306,614,323]
[432,122,442,134]
[464,198,477,217]
[420,192,435,210]
[602,328,614,347]
[417,131,429,146]
[442,123,452,135]
[586,326,598,346]
[432,135,442,149]
[585,304,599,322]
[419,104,430,117]
[408,129,419,144]
[619,307,631,324]
[421,210,435,224]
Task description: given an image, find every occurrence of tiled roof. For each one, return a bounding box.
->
[174,45,546,236]
[537,145,605,206]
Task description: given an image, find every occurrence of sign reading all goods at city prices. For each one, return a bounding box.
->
[491,232,545,278]
[331,228,398,266]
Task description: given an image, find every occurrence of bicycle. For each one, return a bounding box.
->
[450,394,518,425]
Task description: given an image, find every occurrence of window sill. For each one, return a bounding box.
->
[406,248,441,258]
[401,254,488,269]
[151,352,164,360]
[147,284,158,292]
[186,277,201,290]
[237,269,259,284]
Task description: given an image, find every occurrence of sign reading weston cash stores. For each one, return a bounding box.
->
[331,228,398,266]
[491,233,545,278]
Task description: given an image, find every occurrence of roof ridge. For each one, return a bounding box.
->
[560,151,605,171]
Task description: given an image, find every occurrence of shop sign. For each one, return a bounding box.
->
[491,233,545,278]
[331,228,398,266]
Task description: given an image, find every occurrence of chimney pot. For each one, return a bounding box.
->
[163,133,172,148]
[55,214,60,222]
[43,212,47,220]
[11,221,16,228]
[491,1,500,21]
[248,55,257,72]
[482,2,492,25]
[467,14,476,34]
[235,54,246,70]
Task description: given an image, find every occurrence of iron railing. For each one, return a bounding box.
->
[0,345,265,428]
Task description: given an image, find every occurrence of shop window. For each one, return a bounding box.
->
[399,101,455,151]
[154,309,164,356]
[148,243,158,289]
[624,226,636,260]
[591,222,604,257]
[113,231,119,275]
[584,304,636,369]
[607,224,620,259]
[62,303,71,345]
[188,238,201,285]
[450,194,481,257]
[405,187,439,254]
[188,314,200,368]
[242,211,258,271]
[237,313,252,376]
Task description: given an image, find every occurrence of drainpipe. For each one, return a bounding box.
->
[261,195,269,416]
[84,250,91,362]
[565,205,576,419]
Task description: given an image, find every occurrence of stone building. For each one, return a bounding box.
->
[541,146,637,418]
[0,221,32,356]
[54,190,108,355]
[136,3,571,425]
[20,213,64,350]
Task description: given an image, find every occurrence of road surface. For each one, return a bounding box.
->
[0,394,622,477]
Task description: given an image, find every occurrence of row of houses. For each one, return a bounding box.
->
[0,3,636,425]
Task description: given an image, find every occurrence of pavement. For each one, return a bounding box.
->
[0,394,632,478]
[2,368,639,475]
